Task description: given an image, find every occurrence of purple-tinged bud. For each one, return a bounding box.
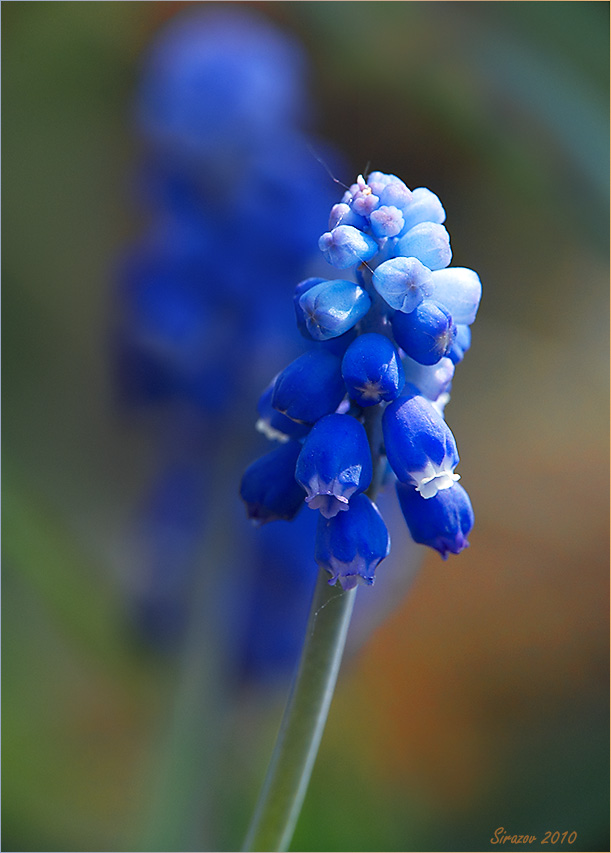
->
[315,494,390,589]
[428,267,482,325]
[382,389,460,498]
[271,349,345,424]
[367,172,413,211]
[396,481,473,558]
[341,333,405,407]
[296,279,371,341]
[328,202,367,231]
[318,225,378,269]
[349,175,380,217]
[391,300,457,366]
[370,205,405,239]
[295,413,372,518]
[396,222,452,271]
[240,441,305,524]
[372,256,433,313]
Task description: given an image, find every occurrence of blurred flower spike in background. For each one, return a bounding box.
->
[115,5,341,660]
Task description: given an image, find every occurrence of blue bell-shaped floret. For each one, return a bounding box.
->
[240,440,306,524]
[315,493,390,590]
[372,256,433,313]
[382,388,460,498]
[391,300,457,366]
[341,333,405,407]
[295,279,371,341]
[398,187,446,234]
[396,222,452,271]
[271,349,345,424]
[318,225,378,269]
[295,413,372,518]
[428,267,482,325]
[395,481,473,558]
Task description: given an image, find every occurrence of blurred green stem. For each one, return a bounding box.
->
[243,568,357,852]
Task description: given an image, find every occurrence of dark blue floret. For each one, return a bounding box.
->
[295,413,373,518]
[271,349,345,424]
[240,440,306,524]
[395,481,473,558]
[382,388,460,497]
[391,300,457,366]
[341,333,405,407]
[315,494,390,590]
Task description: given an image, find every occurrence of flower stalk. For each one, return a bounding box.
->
[243,568,356,852]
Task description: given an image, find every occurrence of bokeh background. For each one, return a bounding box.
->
[3,2,609,852]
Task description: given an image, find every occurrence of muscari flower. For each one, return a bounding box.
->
[240,440,306,524]
[383,388,460,498]
[271,349,345,425]
[295,413,372,518]
[341,333,405,407]
[242,168,482,587]
[315,494,390,590]
[395,481,473,558]
[391,300,457,366]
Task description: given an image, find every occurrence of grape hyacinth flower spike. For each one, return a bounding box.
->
[241,170,481,852]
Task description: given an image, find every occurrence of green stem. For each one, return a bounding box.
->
[243,568,357,852]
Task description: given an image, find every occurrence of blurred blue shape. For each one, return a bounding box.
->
[135,6,310,164]
[234,508,320,684]
[129,458,207,650]
[115,6,340,672]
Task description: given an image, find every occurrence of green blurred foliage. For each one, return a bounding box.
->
[3,2,608,851]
